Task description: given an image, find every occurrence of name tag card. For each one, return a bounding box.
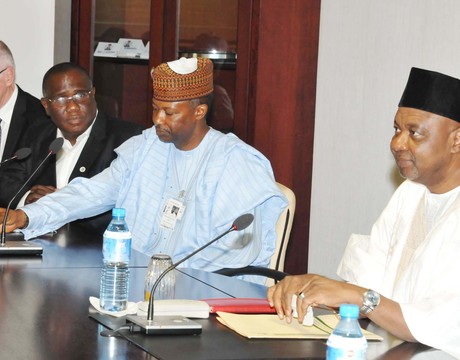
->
[94,42,120,58]
[117,38,146,59]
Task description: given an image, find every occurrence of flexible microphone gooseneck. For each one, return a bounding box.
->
[146,213,254,321]
[0,147,32,166]
[126,213,254,334]
[0,138,64,246]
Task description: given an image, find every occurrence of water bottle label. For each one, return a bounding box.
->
[326,346,366,360]
[326,334,367,360]
[103,231,131,263]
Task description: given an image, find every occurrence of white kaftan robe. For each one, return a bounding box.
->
[338,180,460,358]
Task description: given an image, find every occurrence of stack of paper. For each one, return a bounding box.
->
[216,312,383,341]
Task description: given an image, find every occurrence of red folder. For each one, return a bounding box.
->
[202,298,277,314]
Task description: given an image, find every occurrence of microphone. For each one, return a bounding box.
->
[127,213,254,335]
[0,147,32,166]
[0,137,64,250]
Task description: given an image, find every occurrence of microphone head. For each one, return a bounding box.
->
[232,214,254,231]
[14,147,32,160]
[49,137,64,154]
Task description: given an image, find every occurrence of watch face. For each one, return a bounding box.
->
[366,290,380,305]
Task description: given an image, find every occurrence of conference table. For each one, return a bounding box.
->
[0,224,452,360]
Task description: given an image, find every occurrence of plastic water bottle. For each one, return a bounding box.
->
[326,304,367,360]
[99,208,132,312]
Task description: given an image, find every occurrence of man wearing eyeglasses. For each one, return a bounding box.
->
[0,40,49,161]
[0,62,145,233]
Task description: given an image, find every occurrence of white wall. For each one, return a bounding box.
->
[55,0,72,65]
[0,0,70,98]
[309,0,460,278]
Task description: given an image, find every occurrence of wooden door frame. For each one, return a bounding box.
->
[71,0,94,75]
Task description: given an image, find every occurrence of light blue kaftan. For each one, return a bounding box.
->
[21,128,287,276]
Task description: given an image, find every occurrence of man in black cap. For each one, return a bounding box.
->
[267,67,460,357]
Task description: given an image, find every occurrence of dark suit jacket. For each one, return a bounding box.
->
[2,86,49,161]
[0,111,145,233]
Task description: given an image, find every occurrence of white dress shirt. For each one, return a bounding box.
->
[16,114,95,207]
[55,120,94,189]
[0,85,18,159]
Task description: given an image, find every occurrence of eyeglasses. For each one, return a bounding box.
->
[45,88,94,106]
[0,68,8,75]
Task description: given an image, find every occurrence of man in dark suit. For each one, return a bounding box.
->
[0,40,49,161]
[0,62,145,233]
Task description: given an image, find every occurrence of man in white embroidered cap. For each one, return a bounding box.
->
[267,67,460,357]
[0,57,287,283]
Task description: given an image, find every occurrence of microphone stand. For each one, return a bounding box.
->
[127,213,254,335]
[0,147,31,167]
[147,225,237,320]
[1,139,63,246]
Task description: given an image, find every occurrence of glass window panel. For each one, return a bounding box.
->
[92,0,151,126]
[95,0,151,43]
[179,0,237,53]
[178,0,238,133]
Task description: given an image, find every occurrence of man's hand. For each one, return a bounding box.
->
[267,275,416,342]
[0,209,28,232]
[25,185,57,204]
[267,274,364,324]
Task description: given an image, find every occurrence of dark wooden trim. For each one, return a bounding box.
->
[248,0,321,274]
[147,0,166,126]
[70,0,80,63]
[163,0,179,62]
[233,0,254,142]
[70,0,94,75]
[246,0,261,145]
[147,0,179,126]
[149,0,165,68]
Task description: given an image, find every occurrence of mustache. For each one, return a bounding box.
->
[154,124,170,134]
[393,151,413,160]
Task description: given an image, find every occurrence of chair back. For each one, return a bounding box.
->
[269,182,296,274]
[214,182,295,287]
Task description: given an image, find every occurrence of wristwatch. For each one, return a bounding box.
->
[360,289,380,315]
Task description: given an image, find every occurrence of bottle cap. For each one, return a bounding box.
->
[339,304,359,318]
[112,208,126,217]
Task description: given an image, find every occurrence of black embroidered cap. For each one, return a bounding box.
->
[399,67,460,122]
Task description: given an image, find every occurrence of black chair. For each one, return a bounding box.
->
[214,266,288,283]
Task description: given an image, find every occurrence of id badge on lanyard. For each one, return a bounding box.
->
[160,198,186,230]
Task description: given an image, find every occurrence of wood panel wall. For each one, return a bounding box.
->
[236,0,321,274]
